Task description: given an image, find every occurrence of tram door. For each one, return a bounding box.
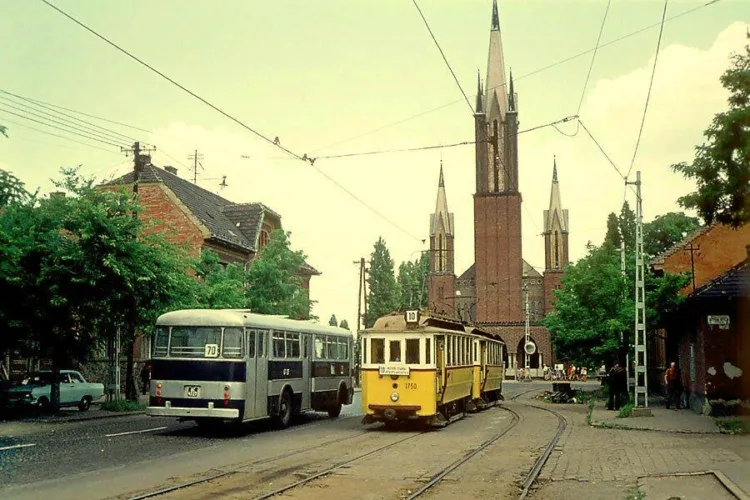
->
[480,341,488,388]
[435,336,445,401]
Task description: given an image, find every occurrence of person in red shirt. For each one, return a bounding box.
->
[664,362,680,410]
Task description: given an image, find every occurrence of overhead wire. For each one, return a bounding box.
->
[311,0,721,153]
[0,117,122,154]
[40,0,423,242]
[626,0,670,179]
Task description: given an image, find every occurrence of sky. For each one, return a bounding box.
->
[1,0,748,328]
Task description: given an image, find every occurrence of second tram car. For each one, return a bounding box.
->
[360,310,505,427]
[146,309,354,428]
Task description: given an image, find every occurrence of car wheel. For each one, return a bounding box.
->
[78,397,91,412]
[37,397,50,412]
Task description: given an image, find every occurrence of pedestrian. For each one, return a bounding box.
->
[664,361,680,410]
[140,361,151,395]
[607,362,626,410]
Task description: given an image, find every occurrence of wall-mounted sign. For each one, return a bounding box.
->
[707,315,730,330]
[379,365,410,376]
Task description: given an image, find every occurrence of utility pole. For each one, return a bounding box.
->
[627,171,648,408]
[524,284,530,373]
[188,149,204,184]
[619,227,630,400]
[355,259,365,333]
[683,243,699,292]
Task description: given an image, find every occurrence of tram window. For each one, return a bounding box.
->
[246,330,256,358]
[258,330,266,357]
[362,338,367,364]
[314,337,325,359]
[154,327,169,358]
[371,338,385,363]
[169,327,221,358]
[287,333,300,358]
[273,332,285,358]
[425,338,431,364]
[474,342,477,363]
[223,327,243,358]
[405,339,420,364]
[389,340,402,362]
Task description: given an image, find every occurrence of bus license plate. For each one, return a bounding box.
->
[185,386,201,398]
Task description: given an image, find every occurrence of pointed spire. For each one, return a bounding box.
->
[484,0,508,120]
[552,155,558,182]
[508,69,516,112]
[439,159,445,187]
[431,160,453,236]
[491,0,500,31]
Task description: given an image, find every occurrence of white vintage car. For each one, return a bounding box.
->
[3,370,105,411]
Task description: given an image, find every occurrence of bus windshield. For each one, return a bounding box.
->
[167,327,224,358]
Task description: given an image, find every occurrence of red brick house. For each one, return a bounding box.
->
[650,223,750,413]
[102,164,321,359]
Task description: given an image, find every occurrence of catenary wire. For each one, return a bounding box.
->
[0,117,122,154]
[0,90,137,144]
[626,0,670,179]
[310,0,721,153]
[0,96,134,147]
[412,0,474,114]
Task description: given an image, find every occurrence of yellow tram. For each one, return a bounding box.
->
[360,310,505,427]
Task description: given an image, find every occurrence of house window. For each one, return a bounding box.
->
[259,230,269,251]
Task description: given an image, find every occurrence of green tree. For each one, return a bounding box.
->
[192,250,246,309]
[643,212,701,258]
[339,319,350,330]
[364,237,401,327]
[0,169,32,207]
[672,36,750,227]
[0,125,7,138]
[619,201,637,253]
[245,230,316,320]
[397,252,429,309]
[329,314,338,326]
[603,212,621,249]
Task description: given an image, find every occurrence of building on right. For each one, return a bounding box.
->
[650,223,750,413]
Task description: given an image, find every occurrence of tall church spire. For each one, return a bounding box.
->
[432,160,452,237]
[428,160,456,316]
[491,0,500,30]
[543,156,569,271]
[485,0,508,121]
[476,70,484,114]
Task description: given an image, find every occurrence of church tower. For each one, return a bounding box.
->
[428,162,457,316]
[473,0,523,323]
[543,157,569,313]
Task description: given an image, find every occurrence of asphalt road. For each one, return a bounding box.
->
[0,393,363,488]
[0,381,596,499]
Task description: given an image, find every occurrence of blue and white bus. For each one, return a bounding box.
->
[146,309,354,428]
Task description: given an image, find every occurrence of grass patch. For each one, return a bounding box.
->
[617,403,634,418]
[100,399,146,412]
[624,486,646,500]
[715,418,750,435]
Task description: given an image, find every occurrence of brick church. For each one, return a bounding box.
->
[427,0,569,374]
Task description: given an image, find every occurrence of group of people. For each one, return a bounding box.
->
[543,364,588,381]
[604,360,682,411]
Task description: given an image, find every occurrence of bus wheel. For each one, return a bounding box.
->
[275,391,292,429]
[327,402,342,418]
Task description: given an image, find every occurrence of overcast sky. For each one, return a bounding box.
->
[1,0,748,327]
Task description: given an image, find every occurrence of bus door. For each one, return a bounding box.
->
[244,329,258,419]
[435,336,445,402]
[254,330,269,417]
[301,334,311,410]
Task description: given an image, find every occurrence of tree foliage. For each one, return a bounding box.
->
[546,213,691,367]
[328,314,338,327]
[396,251,429,309]
[643,212,701,258]
[364,237,401,327]
[339,319,349,330]
[672,37,750,227]
[0,169,32,207]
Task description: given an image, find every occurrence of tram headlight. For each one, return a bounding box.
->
[390,392,399,402]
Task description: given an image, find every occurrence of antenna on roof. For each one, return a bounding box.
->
[187,149,204,184]
[219,175,228,191]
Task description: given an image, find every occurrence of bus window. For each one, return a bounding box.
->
[405,339,420,364]
[223,328,244,359]
[338,339,348,360]
[371,339,385,363]
[246,330,256,358]
[169,327,221,358]
[287,333,300,358]
[314,336,325,359]
[273,332,285,358]
[258,330,266,357]
[425,338,431,364]
[154,327,169,358]
[389,340,402,362]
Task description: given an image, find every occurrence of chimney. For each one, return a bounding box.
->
[50,191,66,199]
[164,166,178,175]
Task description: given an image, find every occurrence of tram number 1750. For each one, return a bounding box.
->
[405,382,417,390]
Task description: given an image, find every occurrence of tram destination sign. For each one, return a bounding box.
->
[379,365,410,376]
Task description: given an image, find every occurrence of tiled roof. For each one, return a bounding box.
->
[649,224,713,267]
[103,166,319,275]
[457,263,476,283]
[691,259,750,299]
[523,260,543,278]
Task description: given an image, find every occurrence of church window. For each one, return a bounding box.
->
[554,230,560,268]
[438,234,444,272]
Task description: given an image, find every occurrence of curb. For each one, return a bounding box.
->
[1,410,146,425]
[589,420,720,435]
[713,470,750,500]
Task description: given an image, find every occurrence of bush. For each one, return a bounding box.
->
[617,403,634,418]
[101,399,146,412]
